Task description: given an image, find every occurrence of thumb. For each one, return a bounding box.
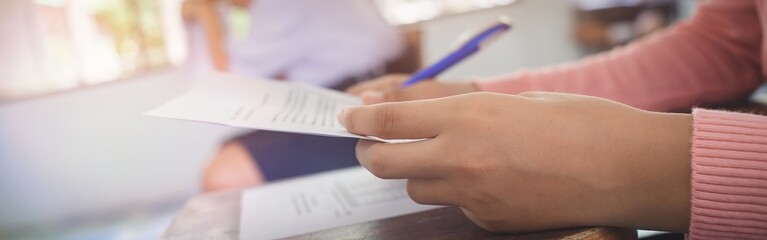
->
[338,100,443,139]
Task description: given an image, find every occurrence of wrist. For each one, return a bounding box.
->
[655,112,693,231]
[618,112,693,231]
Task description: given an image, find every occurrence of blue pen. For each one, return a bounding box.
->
[401,16,513,88]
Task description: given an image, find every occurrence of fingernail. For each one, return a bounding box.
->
[361,90,383,99]
[360,90,384,105]
[337,107,350,127]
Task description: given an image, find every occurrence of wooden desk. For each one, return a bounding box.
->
[161,190,637,240]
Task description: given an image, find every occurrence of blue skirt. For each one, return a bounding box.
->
[234,130,360,181]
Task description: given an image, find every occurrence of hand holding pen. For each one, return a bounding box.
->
[346,16,513,104]
[401,16,512,88]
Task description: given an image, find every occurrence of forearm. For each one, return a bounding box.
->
[608,111,693,232]
[474,1,762,112]
[590,109,767,237]
[182,0,229,71]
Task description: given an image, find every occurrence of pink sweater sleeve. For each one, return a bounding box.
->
[470,1,767,237]
[474,1,763,112]
[690,109,767,239]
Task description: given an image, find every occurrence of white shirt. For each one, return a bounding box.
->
[187,0,403,87]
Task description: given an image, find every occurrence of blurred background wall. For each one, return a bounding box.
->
[423,0,580,80]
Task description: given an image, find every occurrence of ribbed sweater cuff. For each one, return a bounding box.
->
[689,109,767,240]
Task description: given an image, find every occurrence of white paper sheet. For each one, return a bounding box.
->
[240,167,441,239]
[145,72,371,139]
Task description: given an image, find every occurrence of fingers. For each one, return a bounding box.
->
[460,207,509,232]
[461,207,479,223]
[360,90,385,105]
[358,86,429,105]
[355,139,444,179]
[380,83,431,102]
[339,100,444,139]
[406,179,456,205]
[347,74,430,104]
[347,74,467,105]
[346,74,407,96]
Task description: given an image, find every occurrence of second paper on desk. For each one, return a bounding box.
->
[145,72,376,140]
[240,167,441,239]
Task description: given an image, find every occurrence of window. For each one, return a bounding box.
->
[375,0,519,25]
[0,0,185,102]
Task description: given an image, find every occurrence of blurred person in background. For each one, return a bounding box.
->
[182,0,403,190]
[181,0,401,88]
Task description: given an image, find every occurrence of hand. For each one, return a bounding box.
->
[338,92,693,233]
[346,74,478,104]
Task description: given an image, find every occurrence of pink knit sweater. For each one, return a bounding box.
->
[473,1,767,238]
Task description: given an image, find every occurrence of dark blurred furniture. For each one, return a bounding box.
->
[160,190,637,240]
[716,101,767,116]
[574,0,678,53]
[386,24,423,74]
